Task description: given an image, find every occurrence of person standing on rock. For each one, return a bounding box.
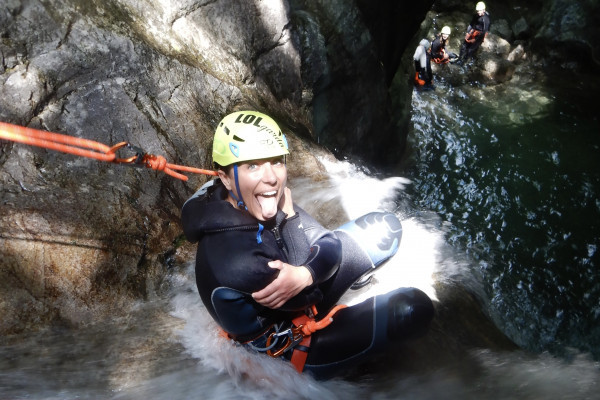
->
[181,110,434,378]
[458,1,491,64]
[431,26,458,64]
[413,39,433,88]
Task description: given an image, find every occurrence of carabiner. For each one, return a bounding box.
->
[266,326,304,358]
[108,142,146,166]
[126,143,146,165]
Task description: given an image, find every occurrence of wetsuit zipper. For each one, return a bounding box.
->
[206,224,257,233]
[271,217,291,262]
[272,224,285,249]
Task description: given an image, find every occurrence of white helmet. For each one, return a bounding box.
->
[441,26,451,35]
[476,2,486,11]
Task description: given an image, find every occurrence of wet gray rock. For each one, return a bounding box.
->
[512,17,530,39]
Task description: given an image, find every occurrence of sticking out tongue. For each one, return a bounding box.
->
[257,193,279,219]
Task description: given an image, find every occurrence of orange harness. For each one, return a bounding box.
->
[465,29,482,43]
[267,305,347,372]
[0,121,217,180]
[224,304,347,373]
[432,50,450,64]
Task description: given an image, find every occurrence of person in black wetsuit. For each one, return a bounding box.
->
[458,1,491,64]
[181,110,434,378]
[431,26,458,64]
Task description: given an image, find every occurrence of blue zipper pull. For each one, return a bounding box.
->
[256,223,264,244]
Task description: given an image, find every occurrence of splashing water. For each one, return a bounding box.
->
[291,156,440,304]
[164,158,598,399]
[165,158,444,397]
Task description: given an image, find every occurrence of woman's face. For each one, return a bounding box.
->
[219,156,287,221]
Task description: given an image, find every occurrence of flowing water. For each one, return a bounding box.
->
[1,67,600,398]
[406,67,600,361]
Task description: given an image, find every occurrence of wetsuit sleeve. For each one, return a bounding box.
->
[181,195,204,243]
[181,179,222,243]
[431,39,438,54]
[483,14,491,34]
[200,231,283,294]
[197,233,292,339]
[292,206,342,284]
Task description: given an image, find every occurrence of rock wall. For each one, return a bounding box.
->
[291,0,434,164]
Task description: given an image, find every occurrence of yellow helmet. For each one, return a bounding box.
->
[441,26,451,35]
[212,111,289,167]
[476,2,486,11]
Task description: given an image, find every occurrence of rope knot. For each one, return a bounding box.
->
[145,154,167,171]
[298,304,347,336]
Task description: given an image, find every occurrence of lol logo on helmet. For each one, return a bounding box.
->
[212,111,289,167]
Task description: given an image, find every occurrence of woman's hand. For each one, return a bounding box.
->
[252,260,313,309]
[279,187,295,218]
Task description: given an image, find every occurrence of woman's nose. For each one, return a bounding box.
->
[261,162,277,183]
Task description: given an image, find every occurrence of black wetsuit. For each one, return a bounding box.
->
[431,35,449,63]
[459,11,491,61]
[182,179,346,341]
[181,179,434,378]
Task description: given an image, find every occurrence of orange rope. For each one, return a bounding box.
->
[0,121,217,181]
[141,154,218,180]
[298,304,348,336]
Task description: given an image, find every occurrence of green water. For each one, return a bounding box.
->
[405,72,600,359]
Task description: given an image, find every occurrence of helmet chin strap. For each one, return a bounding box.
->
[229,164,264,243]
[229,164,247,210]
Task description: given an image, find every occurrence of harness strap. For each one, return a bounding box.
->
[290,334,312,373]
[219,304,348,373]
